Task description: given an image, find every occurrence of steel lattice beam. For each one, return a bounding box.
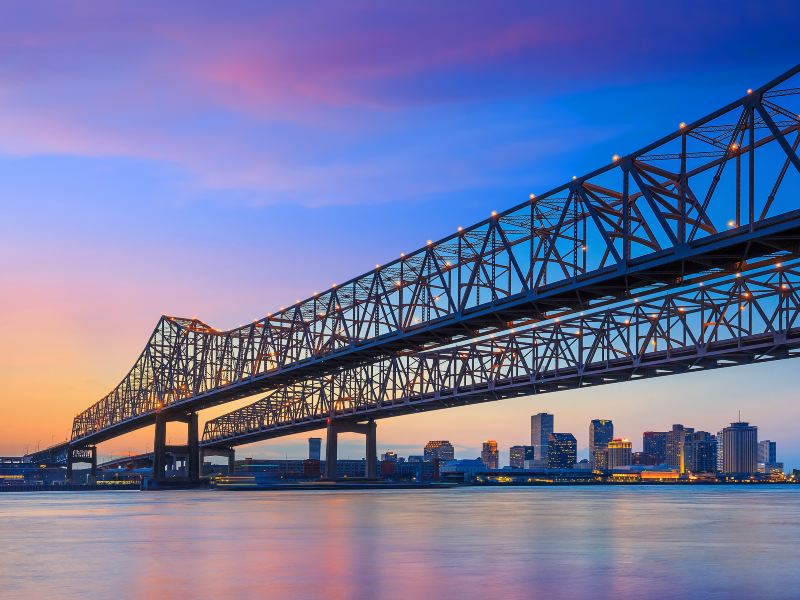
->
[203,258,800,447]
[71,66,800,446]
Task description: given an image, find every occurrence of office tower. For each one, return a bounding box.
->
[643,431,668,464]
[666,424,694,468]
[716,430,725,472]
[531,413,555,463]
[758,440,779,473]
[606,438,632,468]
[509,445,533,469]
[722,421,758,474]
[381,451,398,463]
[589,419,614,469]
[679,431,717,474]
[547,433,577,469]
[481,440,499,470]
[308,437,322,461]
[424,440,455,462]
[758,440,777,465]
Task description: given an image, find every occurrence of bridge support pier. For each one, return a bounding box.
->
[66,446,97,484]
[150,411,202,485]
[187,412,200,480]
[200,447,236,474]
[153,411,167,479]
[324,419,377,480]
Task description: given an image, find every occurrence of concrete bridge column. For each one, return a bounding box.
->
[324,418,377,480]
[88,446,97,483]
[153,411,167,480]
[66,446,97,484]
[187,412,200,480]
[365,419,377,479]
[228,449,235,475]
[325,420,338,479]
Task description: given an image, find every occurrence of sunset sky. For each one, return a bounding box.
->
[2,1,800,466]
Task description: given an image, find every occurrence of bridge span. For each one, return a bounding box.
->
[34,65,800,484]
[202,258,800,455]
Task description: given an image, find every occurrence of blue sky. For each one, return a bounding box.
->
[1,1,799,466]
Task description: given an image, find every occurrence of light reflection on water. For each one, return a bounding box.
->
[0,486,799,599]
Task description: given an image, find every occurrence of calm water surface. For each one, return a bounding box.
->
[1,486,799,599]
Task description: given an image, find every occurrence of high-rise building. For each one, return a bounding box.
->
[481,440,499,470]
[547,433,577,469]
[632,451,658,466]
[381,451,398,463]
[758,440,777,466]
[308,437,322,461]
[424,440,455,462]
[531,413,554,463]
[643,431,668,464]
[590,419,614,470]
[666,424,694,469]
[679,431,717,474]
[722,421,758,474]
[509,445,534,469]
[606,438,632,468]
[716,430,725,472]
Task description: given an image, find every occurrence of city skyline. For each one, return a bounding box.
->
[190,408,788,473]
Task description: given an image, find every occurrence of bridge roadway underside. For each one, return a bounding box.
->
[73,210,800,448]
[202,330,800,449]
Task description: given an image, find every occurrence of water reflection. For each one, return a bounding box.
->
[0,487,798,599]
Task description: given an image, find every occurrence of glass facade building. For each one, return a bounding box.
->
[589,419,613,470]
[606,438,632,468]
[643,431,668,464]
[531,413,554,463]
[509,445,534,469]
[547,433,577,469]
[481,440,499,470]
[423,440,455,462]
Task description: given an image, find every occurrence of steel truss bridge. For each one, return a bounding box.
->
[29,65,800,481]
[202,258,800,446]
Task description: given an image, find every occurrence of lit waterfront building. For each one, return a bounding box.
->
[606,438,632,469]
[666,424,694,469]
[424,440,455,462]
[531,413,554,463]
[547,433,577,469]
[509,445,534,469]
[381,451,398,463]
[481,440,499,470]
[643,431,668,464]
[722,421,758,474]
[589,419,613,470]
[308,437,322,461]
[407,455,424,463]
[758,440,777,472]
[679,431,717,474]
[716,430,725,472]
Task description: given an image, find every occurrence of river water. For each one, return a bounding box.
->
[1,486,798,599]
